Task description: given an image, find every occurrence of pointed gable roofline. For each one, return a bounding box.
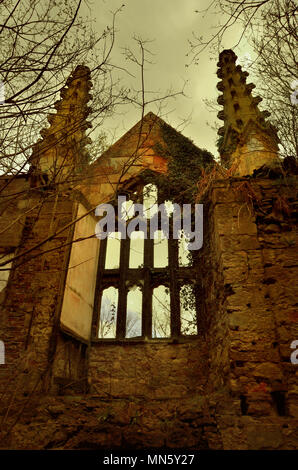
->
[91,111,207,169]
[80,111,214,207]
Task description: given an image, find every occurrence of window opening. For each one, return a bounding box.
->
[129,231,145,268]
[98,286,118,338]
[94,179,198,341]
[143,183,158,218]
[180,284,197,335]
[126,286,142,338]
[105,232,121,269]
[152,285,171,338]
[178,230,192,267]
[153,230,168,268]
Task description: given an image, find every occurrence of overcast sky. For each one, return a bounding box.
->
[83,0,254,158]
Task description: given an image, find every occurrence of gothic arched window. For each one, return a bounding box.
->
[92,177,200,341]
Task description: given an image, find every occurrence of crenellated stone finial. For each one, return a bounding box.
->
[30,65,93,184]
[216,49,280,176]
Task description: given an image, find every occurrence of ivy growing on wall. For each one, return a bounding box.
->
[147,121,215,204]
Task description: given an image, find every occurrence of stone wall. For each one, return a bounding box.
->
[0,175,297,450]
[200,175,298,448]
[88,340,209,399]
[0,189,76,399]
[0,394,216,450]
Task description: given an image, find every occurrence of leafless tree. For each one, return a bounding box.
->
[190,0,297,157]
[249,0,297,157]
[0,0,129,175]
[0,5,184,276]
[0,3,197,442]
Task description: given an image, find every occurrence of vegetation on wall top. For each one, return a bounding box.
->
[149,121,215,203]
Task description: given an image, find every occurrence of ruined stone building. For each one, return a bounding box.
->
[0,50,297,449]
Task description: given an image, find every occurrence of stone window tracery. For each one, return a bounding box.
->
[92,177,198,341]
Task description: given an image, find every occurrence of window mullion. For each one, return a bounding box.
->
[116,237,130,338]
[142,232,153,338]
[169,235,180,338]
[92,237,107,338]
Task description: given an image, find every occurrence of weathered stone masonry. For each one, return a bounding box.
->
[0,52,297,450]
[200,176,298,449]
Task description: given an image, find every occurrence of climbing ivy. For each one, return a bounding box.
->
[146,121,215,204]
